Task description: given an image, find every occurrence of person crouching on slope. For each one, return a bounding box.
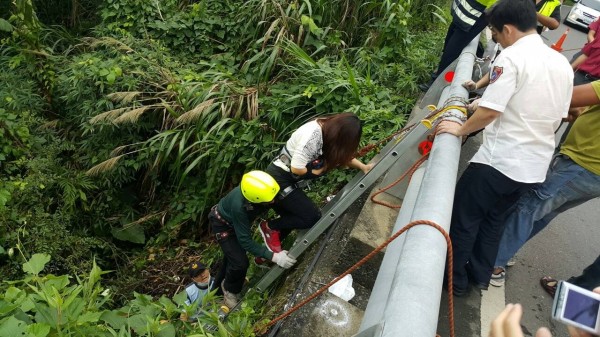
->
[210,170,296,308]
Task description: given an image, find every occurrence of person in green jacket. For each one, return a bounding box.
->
[210,170,296,308]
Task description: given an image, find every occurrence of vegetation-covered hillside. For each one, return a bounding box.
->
[0,0,448,335]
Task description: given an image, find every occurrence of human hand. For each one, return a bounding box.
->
[312,166,327,176]
[489,303,552,337]
[564,107,583,123]
[567,287,600,337]
[467,98,481,115]
[435,120,463,137]
[272,251,297,269]
[361,163,374,174]
[462,80,478,91]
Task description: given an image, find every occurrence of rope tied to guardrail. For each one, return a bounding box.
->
[357,97,469,158]
[258,219,456,337]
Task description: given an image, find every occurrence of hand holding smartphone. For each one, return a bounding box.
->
[552,281,600,335]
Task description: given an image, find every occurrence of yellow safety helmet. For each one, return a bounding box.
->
[240,170,280,203]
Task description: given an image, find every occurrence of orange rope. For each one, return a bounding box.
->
[260,219,456,337]
[370,153,429,209]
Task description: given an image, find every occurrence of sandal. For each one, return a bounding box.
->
[540,276,558,298]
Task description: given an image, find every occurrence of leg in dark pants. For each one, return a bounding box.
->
[436,16,488,76]
[569,254,600,291]
[270,188,321,231]
[451,163,529,291]
[214,229,249,294]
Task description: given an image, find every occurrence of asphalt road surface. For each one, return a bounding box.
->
[436,6,600,337]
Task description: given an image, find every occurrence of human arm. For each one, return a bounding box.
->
[571,54,589,71]
[588,20,600,43]
[489,303,552,337]
[436,106,500,137]
[536,8,560,30]
[226,196,274,260]
[570,81,600,108]
[588,29,597,43]
[347,158,373,174]
[291,164,326,177]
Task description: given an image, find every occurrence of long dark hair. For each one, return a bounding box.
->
[317,113,362,169]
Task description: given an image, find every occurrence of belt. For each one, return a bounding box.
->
[584,72,600,81]
[273,146,293,172]
[215,230,234,242]
[211,205,231,226]
[278,180,311,199]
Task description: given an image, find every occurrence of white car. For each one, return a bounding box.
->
[565,0,600,29]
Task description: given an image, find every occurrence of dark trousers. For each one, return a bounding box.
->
[451,163,532,290]
[569,254,600,291]
[266,164,321,231]
[211,216,248,294]
[436,16,488,76]
[573,70,597,86]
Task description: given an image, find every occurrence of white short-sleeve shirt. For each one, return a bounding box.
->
[285,120,323,169]
[474,34,573,183]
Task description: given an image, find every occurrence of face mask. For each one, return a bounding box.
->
[194,275,211,289]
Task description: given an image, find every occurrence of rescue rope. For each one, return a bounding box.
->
[259,219,456,337]
[357,98,468,158]
[370,153,429,208]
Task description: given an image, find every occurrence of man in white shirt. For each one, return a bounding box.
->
[436,0,573,296]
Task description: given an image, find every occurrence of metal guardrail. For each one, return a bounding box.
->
[355,36,480,337]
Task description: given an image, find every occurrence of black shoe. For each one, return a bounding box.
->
[472,282,489,291]
[453,283,472,297]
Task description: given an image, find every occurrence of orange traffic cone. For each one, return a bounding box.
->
[551,28,570,52]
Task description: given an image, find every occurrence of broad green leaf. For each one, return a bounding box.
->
[0,301,19,315]
[5,287,22,302]
[0,316,27,337]
[0,19,13,32]
[22,254,51,275]
[172,290,187,306]
[106,73,116,84]
[156,323,175,337]
[76,311,103,324]
[111,224,145,244]
[26,323,50,337]
[100,310,127,329]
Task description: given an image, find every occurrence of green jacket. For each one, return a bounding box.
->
[216,186,273,260]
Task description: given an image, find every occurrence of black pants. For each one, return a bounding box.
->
[450,163,532,290]
[569,254,600,291]
[573,70,598,86]
[211,216,248,294]
[436,16,488,76]
[266,164,321,231]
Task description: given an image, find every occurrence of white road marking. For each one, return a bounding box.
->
[480,285,505,337]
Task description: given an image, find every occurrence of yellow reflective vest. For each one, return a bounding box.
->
[538,0,561,18]
[452,0,498,31]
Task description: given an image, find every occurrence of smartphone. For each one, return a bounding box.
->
[552,280,600,335]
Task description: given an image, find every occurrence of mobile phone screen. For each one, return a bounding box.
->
[563,288,600,329]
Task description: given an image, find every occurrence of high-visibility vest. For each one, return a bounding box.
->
[452,0,498,31]
[538,0,561,18]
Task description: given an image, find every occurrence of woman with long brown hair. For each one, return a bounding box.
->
[259,112,373,253]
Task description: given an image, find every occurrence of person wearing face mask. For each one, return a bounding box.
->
[180,261,214,322]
